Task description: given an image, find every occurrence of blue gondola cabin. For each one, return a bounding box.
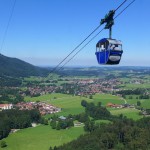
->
[95,38,123,65]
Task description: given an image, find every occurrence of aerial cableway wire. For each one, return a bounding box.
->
[0,0,17,54]
[58,28,105,72]
[49,0,128,74]
[114,0,136,19]
[115,0,127,12]
[49,24,101,74]
[56,0,136,71]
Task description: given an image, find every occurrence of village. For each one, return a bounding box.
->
[23,78,123,97]
[1,77,149,116]
[0,102,61,115]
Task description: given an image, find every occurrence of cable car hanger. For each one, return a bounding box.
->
[95,9,123,65]
[95,0,136,65]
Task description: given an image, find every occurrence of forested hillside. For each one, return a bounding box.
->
[0,54,50,77]
[52,117,150,150]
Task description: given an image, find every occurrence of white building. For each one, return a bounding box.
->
[0,104,13,110]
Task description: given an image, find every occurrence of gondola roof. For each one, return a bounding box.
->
[96,38,122,47]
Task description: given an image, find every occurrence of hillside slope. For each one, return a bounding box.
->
[0,54,49,77]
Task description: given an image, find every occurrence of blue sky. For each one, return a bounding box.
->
[0,0,150,66]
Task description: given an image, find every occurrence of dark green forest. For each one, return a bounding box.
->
[117,88,150,99]
[49,101,150,150]
[0,109,41,140]
[51,117,150,150]
[0,87,24,104]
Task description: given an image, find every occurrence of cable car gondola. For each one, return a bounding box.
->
[95,10,123,65]
[95,38,123,65]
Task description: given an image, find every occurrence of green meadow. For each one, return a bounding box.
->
[46,96,92,117]
[25,93,126,117]
[24,93,72,102]
[110,108,142,120]
[124,83,150,89]
[0,125,84,150]
[124,95,150,109]
[95,119,112,124]
[93,93,124,106]
[25,93,93,116]
[140,100,150,109]
[24,93,146,120]
[93,94,143,120]
[1,93,149,150]
[119,75,150,89]
[127,99,150,109]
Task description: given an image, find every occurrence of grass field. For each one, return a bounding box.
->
[119,75,150,89]
[25,93,146,119]
[1,93,147,150]
[140,100,150,109]
[110,108,142,120]
[95,120,112,124]
[93,94,124,106]
[93,94,144,120]
[124,83,150,89]
[46,96,92,117]
[127,99,150,109]
[25,93,93,117]
[0,125,84,150]
[24,93,72,102]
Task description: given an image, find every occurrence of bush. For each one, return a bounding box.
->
[1,140,7,148]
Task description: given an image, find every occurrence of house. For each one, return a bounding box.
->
[74,122,83,127]
[106,103,122,108]
[0,104,13,110]
[59,116,66,120]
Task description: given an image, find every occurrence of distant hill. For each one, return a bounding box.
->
[0,54,50,77]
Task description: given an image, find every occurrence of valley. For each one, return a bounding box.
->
[0,66,150,150]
